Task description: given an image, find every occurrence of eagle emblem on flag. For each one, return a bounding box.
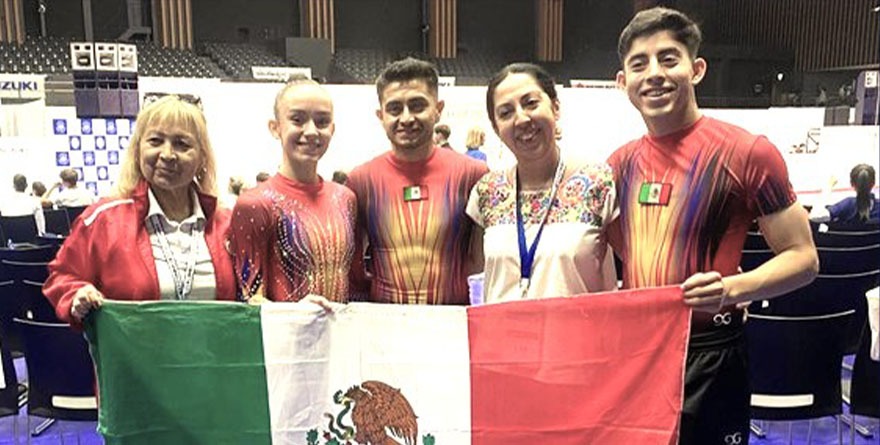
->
[308,380,436,445]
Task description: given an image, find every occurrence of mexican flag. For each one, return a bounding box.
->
[638,182,672,205]
[85,286,690,445]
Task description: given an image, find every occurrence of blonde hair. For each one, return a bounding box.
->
[273,74,321,119]
[115,95,218,197]
[465,126,485,149]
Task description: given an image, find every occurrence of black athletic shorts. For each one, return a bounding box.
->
[679,318,751,445]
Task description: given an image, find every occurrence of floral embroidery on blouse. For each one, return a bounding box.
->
[475,163,614,228]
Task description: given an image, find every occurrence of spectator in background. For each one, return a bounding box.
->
[43,95,236,326]
[810,164,878,223]
[332,170,348,184]
[464,126,488,163]
[220,176,244,209]
[816,86,827,106]
[346,57,488,305]
[31,181,52,209]
[43,168,96,208]
[229,177,244,196]
[31,181,46,199]
[0,173,45,235]
[255,171,271,184]
[229,75,356,303]
[433,123,453,150]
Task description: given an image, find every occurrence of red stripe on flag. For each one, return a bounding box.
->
[468,286,688,445]
[659,184,672,205]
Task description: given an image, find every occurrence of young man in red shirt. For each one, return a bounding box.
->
[346,58,487,305]
[609,7,818,444]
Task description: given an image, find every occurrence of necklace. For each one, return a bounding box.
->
[150,215,201,300]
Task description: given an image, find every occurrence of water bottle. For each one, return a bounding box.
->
[467,273,485,306]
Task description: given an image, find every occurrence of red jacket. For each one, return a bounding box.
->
[43,181,236,325]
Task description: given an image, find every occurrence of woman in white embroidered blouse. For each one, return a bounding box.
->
[466,63,618,304]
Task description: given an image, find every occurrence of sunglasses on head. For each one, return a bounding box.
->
[141,92,204,110]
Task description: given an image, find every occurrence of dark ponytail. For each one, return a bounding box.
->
[850,164,876,222]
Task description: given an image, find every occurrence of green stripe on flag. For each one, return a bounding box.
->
[638,183,650,203]
[85,301,272,445]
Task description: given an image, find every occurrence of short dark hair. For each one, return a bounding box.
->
[486,63,558,128]
[255,172,271,183]
[617,7,702,63]
[331,170,348,184]
[13,174,27,192]
[32,181,46,197]
[228,177,244,195]
[375,57,439,101]
[433,124,450,139]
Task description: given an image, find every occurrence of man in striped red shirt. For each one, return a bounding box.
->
[346,58,487,305]
[608,7,818,445]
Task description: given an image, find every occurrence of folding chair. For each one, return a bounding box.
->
[62,206,88,228]
[1,328,24,444]
[805,225,880,442]
[0,257,24,355]
[13,318,97,441]
[0,216,39,245]
[740,230,773,273]
[744,237,880,342]
[747,310,854,445]
[812,222,880,248]
[740,229,778,315]
[844,320,879,443]
[818,242,880,355]
[0,245,61,322]
[42,209,71,237]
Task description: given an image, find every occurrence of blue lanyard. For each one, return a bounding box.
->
[515,159,565,297]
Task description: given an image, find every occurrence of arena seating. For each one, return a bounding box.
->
[743,221,880,442]
[202,42,292,79]
[332,48,396,83]
[135,42,216,78]
[0,36,71,75]
[0,38,618,85]
[332,47,513,85]
[0,37,218,78]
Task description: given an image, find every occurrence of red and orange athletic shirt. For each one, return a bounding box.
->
[347,148,488,305]
[608,117,796,330]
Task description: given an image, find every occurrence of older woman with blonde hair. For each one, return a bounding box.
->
[44,95,237,325]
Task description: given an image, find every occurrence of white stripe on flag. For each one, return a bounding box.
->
[260,303,334,443]
[261,302,472,445]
